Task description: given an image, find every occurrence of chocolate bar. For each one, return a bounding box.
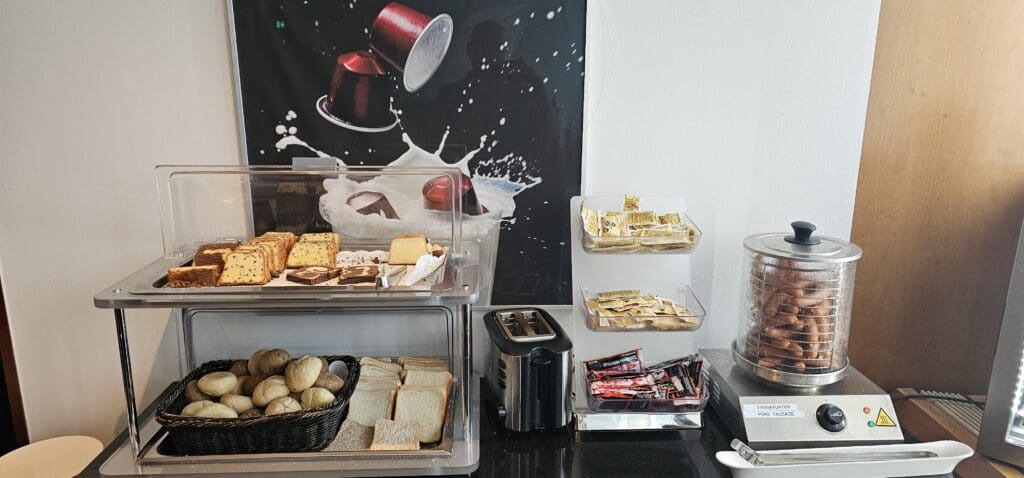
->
[337,265,379,285]
[286,266,341,285]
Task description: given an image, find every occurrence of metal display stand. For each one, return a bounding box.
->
[568,195,707,432]
[92,166,483,476]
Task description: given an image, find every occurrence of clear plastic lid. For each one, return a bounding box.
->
[743,221,862,263]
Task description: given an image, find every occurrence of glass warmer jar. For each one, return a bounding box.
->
[733,221,863,387]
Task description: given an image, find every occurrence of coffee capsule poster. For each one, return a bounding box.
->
[231,0,585,304]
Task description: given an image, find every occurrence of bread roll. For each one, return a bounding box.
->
[185,380,212,402]
[228,360,250,376]
[254,349,291,375]
[242,373,267,396]
[285,355,322,392]
[248,349,269,375]
[252,378,290,407]
[230,375,248,396]
[318,356,330,373]
[239,408,263,418]
[301,387,335,409]
[181,400,215,416]
[314,372,345,394]
[194,403,238,419]
[197,371,237,397]
[265,396,302,416]
[220,394,255,413]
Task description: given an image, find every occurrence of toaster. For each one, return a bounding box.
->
[484,308,573,431]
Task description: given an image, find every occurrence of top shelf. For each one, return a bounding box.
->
[577,195,701,254]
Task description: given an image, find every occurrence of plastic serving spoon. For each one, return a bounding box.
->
[730,440,938,466]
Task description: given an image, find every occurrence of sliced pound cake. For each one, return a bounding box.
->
[299,232,341,249]
[167,265,220,288]
[191,242,238,268]
[286,240,338,268]
[218,251,271,285]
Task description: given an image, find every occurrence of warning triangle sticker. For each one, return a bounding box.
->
[875,408,896,427]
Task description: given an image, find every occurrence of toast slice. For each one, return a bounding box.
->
[369,419,421,451]
[397,357,447,367]
[328,419,374,451]
[360,357,403,375]
[403,370,453,392]
[360,365,402,380]
[394,386,446,443]
[347,388,396,427]
[217,251,271,285]
[167,265,220,288]
[286,240,338,268]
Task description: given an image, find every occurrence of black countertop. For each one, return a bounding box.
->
[79,380,955,477]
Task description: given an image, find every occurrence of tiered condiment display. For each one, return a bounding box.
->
[569,195,708,431]
[93,165,484,476]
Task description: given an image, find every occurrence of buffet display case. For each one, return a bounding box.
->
[93,165,486,476]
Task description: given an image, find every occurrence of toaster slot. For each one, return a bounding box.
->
[495,309,557,343]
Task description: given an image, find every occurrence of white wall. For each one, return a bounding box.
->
[0,1,240,442]
[0,0,879,444]
[583,1,880,348]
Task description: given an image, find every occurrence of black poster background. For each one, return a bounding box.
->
[231,0,584,304]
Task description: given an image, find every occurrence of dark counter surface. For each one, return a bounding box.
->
[79,380,954,477]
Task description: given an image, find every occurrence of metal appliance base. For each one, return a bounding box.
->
[574,409,703,432]
[703,348,904,450]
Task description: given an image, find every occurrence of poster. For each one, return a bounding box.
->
[231,0,585,304]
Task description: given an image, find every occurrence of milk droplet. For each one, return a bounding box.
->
[546,11,555,19]
[542,77,548,83]
[499,117,506,125]
[259,149,265,154]
[534,57,540,63]
[275,125,286,134]
[513,17,520,25]
[552,50,558,57]
[468,98,474,104]
[287,110,296,118]
[578,56,584,62]
[528,86,534,92]
[529,12,535,18]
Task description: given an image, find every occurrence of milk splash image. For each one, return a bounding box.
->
[273,114,542,240]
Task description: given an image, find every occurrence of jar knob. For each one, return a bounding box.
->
[785,221,821,246]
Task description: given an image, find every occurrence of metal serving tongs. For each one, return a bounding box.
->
[731,440,938,466]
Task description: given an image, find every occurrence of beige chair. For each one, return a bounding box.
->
[0,435,102,478]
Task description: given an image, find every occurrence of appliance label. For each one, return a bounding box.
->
[743,403,805,418]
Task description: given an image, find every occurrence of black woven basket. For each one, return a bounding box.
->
[155,355,359,455]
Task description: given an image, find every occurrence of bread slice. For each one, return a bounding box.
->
[299,232,340,249]
[369,419,421,451]
[246,238,285,274]
[398,357,447,367]
[347,388,396,427]
[192,243,238,268]
[403,363,450,373]
[388,234,429,265]
[327,419,374,451]
[403,370,453,392]
[236,244,277,275]
[394,386,446,443]
[167,265,220,288]
[360,365,401,380]
[286,240,338,268]
[217,251,271,285]
[360,357,403,375]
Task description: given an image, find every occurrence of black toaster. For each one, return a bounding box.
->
[484,308,573,431]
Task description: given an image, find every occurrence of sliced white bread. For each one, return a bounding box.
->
[398,357,447,366]
[360,365,402,380]
[327,419,374,451]
[402,363,450,373]
[394,386,446,443]
[347,388,396,427]
[360,357,403,374]
[369,419,421,451]
[403,370,453,393]
[355,377,402,389]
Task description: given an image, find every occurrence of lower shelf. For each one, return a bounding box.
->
[98,376,480,477]
[574,408,704,432]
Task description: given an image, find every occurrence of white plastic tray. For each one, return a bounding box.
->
[716,440,972,478]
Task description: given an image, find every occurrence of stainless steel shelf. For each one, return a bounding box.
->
[94,256,480,309]
[574,408,704,431]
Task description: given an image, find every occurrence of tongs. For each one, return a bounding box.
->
[731,440,938,466]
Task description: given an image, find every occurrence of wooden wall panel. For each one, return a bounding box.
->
[850,0,1024,393]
